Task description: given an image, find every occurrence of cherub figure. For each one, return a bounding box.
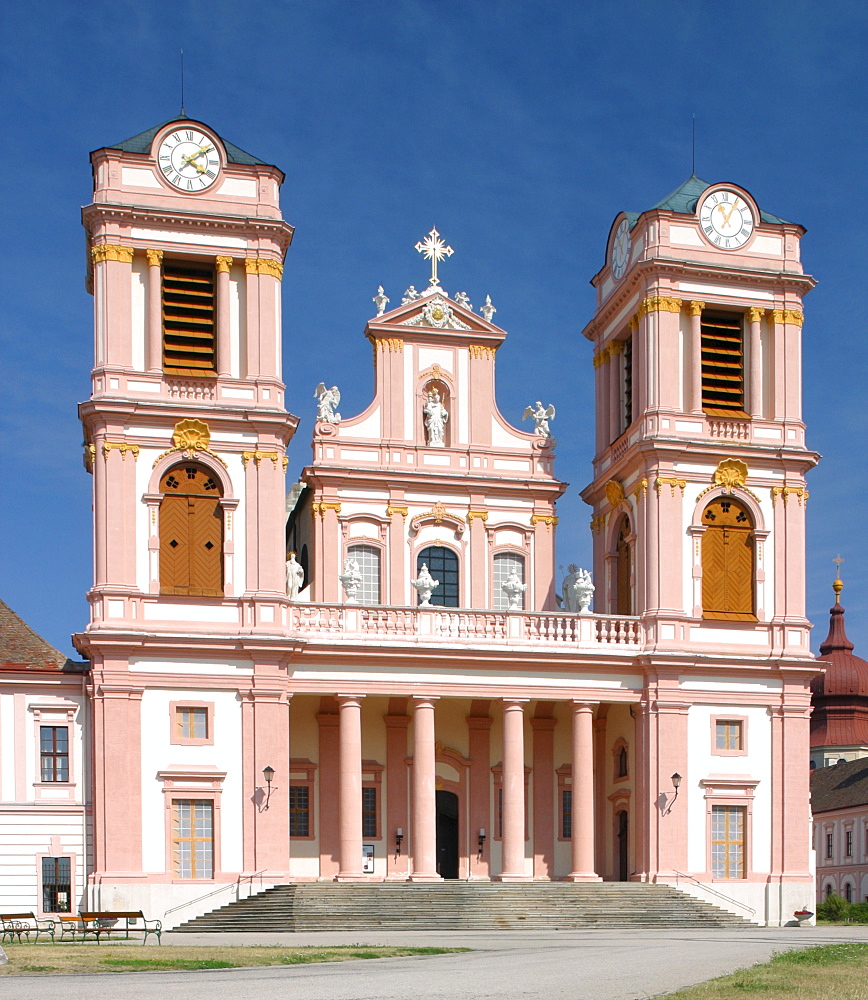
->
[314,383,341,424]
[454,291,472,310]
[522,401,556,438]
[402,286,420,304]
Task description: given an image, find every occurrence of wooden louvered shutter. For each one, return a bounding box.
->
[162,263,216,375]
[159,464,224,597]
[701,313,746,417]
[616,519,632,615]
[701,498,755,621]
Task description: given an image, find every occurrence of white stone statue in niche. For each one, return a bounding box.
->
[423,389,449,446]
[523,401,556,438]
[339,556,362,604]
[562,565,594,614]
[285,551,304,600]
[314,383,341,424]
[501,569,527,610]
[411,564,439,606]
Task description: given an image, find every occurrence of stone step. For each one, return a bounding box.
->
[174,881,753,933]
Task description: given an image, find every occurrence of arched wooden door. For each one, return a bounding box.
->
[701,496,754,620]
[159,463,224,597]
[615,518,632,615]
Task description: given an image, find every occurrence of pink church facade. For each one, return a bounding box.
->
[59,119,821,927]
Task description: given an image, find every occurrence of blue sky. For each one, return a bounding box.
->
[0,1,865,657]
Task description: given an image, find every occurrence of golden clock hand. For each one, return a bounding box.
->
[180,151,207,173]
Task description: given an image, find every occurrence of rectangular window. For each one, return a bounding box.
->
[42,857,71,913]
[493,552,526,611]
[289,786,310,838]
[562,790,572,839]
[701,312,745,416]
[846,830,853,857]
[622,336,632,432]
[826,832,833,859]
[362,787,377,839]
[176,707,208,741]
[40,726,69,782]
[162,262,216,375]
[172,800,213,879]
[711,805,745,878]
[715,720,743,751]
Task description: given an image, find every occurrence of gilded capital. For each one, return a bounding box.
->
[638,295,681,318]
[215,255,234,273]
[687,300,705,317]
[145,248,163,267]
[747,307,764,324]
[245,257,284,279]
[91,243,135,264]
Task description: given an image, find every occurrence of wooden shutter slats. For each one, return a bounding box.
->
[162,263,216,376]
[701,312,745,416]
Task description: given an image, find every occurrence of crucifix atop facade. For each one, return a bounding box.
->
[415,227,454,286]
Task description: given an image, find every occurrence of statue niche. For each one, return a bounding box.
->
[421,379,451,448]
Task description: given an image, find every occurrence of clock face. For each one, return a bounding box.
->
[157,127,222,192]
[611,219,631,279]
[698,188,755,250]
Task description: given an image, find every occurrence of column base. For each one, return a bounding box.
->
[408,872,443,882]
[565,872,603,882]
[333,872,366,882]
[495,873,533,882]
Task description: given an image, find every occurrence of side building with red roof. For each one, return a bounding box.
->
[0,600,90,917]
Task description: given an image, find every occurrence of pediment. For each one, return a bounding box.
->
[367,288,505,341]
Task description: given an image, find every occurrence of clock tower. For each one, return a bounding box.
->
[76,117,297,907]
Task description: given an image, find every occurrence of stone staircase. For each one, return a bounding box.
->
[173,881,755,932]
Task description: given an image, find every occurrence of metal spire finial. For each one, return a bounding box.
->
[833,554,844,603]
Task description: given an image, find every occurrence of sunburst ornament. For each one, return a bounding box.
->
[415,227,454,286]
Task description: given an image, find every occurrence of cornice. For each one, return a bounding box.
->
[583,256,815,341]
[81,201,294,248]
[78,397,299,435]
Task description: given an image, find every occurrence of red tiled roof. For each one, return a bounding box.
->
[810,594,868,748]
[811,757,868,813]
[0,599,80,671]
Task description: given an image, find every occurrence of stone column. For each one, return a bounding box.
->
[146,249,163,372]
[688,301,704,413]
[531,716,556,879]
[215,256,233,377]
[410,697,441,881]
[499,700,530,881]
[336,695,364,881]
[567,702,601,881]
[748,306,763,417]
[609,341,623,438]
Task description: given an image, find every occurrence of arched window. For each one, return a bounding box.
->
[825,883,833,899]
[701,496,755,620]
[493,552,525,610]
[159,463,223,597]
[347,544,381,605]
[417,546,459,607]
[618,745,628,778]
[845,882,853,903]
[615,517,632,615]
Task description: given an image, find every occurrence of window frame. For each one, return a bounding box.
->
[158,768,225,882]
[361,761,384,840]
[170,701,215,746]
[700,777,757,881]
[415,545,460,608]
[171,799,215,881]
[161,259,217,377]
[700,309,748,419]
[38,854,75,916]
[711,716,748,757]
[611,738,629,782]
[39,725,70,783]
[288,759,316,841]
[345,542,383,606]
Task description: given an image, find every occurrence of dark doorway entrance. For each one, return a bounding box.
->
[436,790,459,879]
[617,810,629,881]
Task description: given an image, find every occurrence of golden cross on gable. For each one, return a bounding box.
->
[415,227,454,286]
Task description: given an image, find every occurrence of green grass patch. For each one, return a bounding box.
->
[0,943,466,976]
[660,943,868,999]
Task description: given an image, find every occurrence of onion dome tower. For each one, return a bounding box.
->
[810,575,868,767]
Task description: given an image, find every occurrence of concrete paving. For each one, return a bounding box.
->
[1,925,867,1000]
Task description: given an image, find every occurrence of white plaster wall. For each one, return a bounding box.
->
[229,264,245,379]
[140,688,244,875]
[130,257,147,372]
[686,703,773,875]
[0,814,88,913]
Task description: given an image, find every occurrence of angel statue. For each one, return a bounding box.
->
[314,383,341,424]
[523,401,555,438]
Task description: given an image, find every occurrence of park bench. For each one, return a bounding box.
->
[78,910,162,945]
[0,912,55,943]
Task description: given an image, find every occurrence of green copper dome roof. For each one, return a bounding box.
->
[645,174,789,225]
[104,117,270,167]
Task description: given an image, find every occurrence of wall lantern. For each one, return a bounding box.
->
[395,827,404,856]
[262,765,275,810]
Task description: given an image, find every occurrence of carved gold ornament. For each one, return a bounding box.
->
[747,307,764,324]
[687,300,705,317]
[373,337,404,353]
[631,479,649,502]
[638,295,681,318]
[654,477,686,497]
[245,257,284,279]
[590,513,608,534]
[145,248,164,267]
[466,509,489,523]
[605,479,626,508]
[772,486,809,506]
[241,451,280,468]
[153,418,227,468]
[91,243,134,264]
[531,514,559,529]
[713,459,748,491]
[311,502,342,518]
[215,255,234,273]
[468,344,497,360]
[282,456,289,473]
[770,309,804,327]
[102,442,140,461]
[386,505,409,520]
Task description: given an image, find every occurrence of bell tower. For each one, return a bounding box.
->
[581,176,819,651]
[76,118,297,901]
